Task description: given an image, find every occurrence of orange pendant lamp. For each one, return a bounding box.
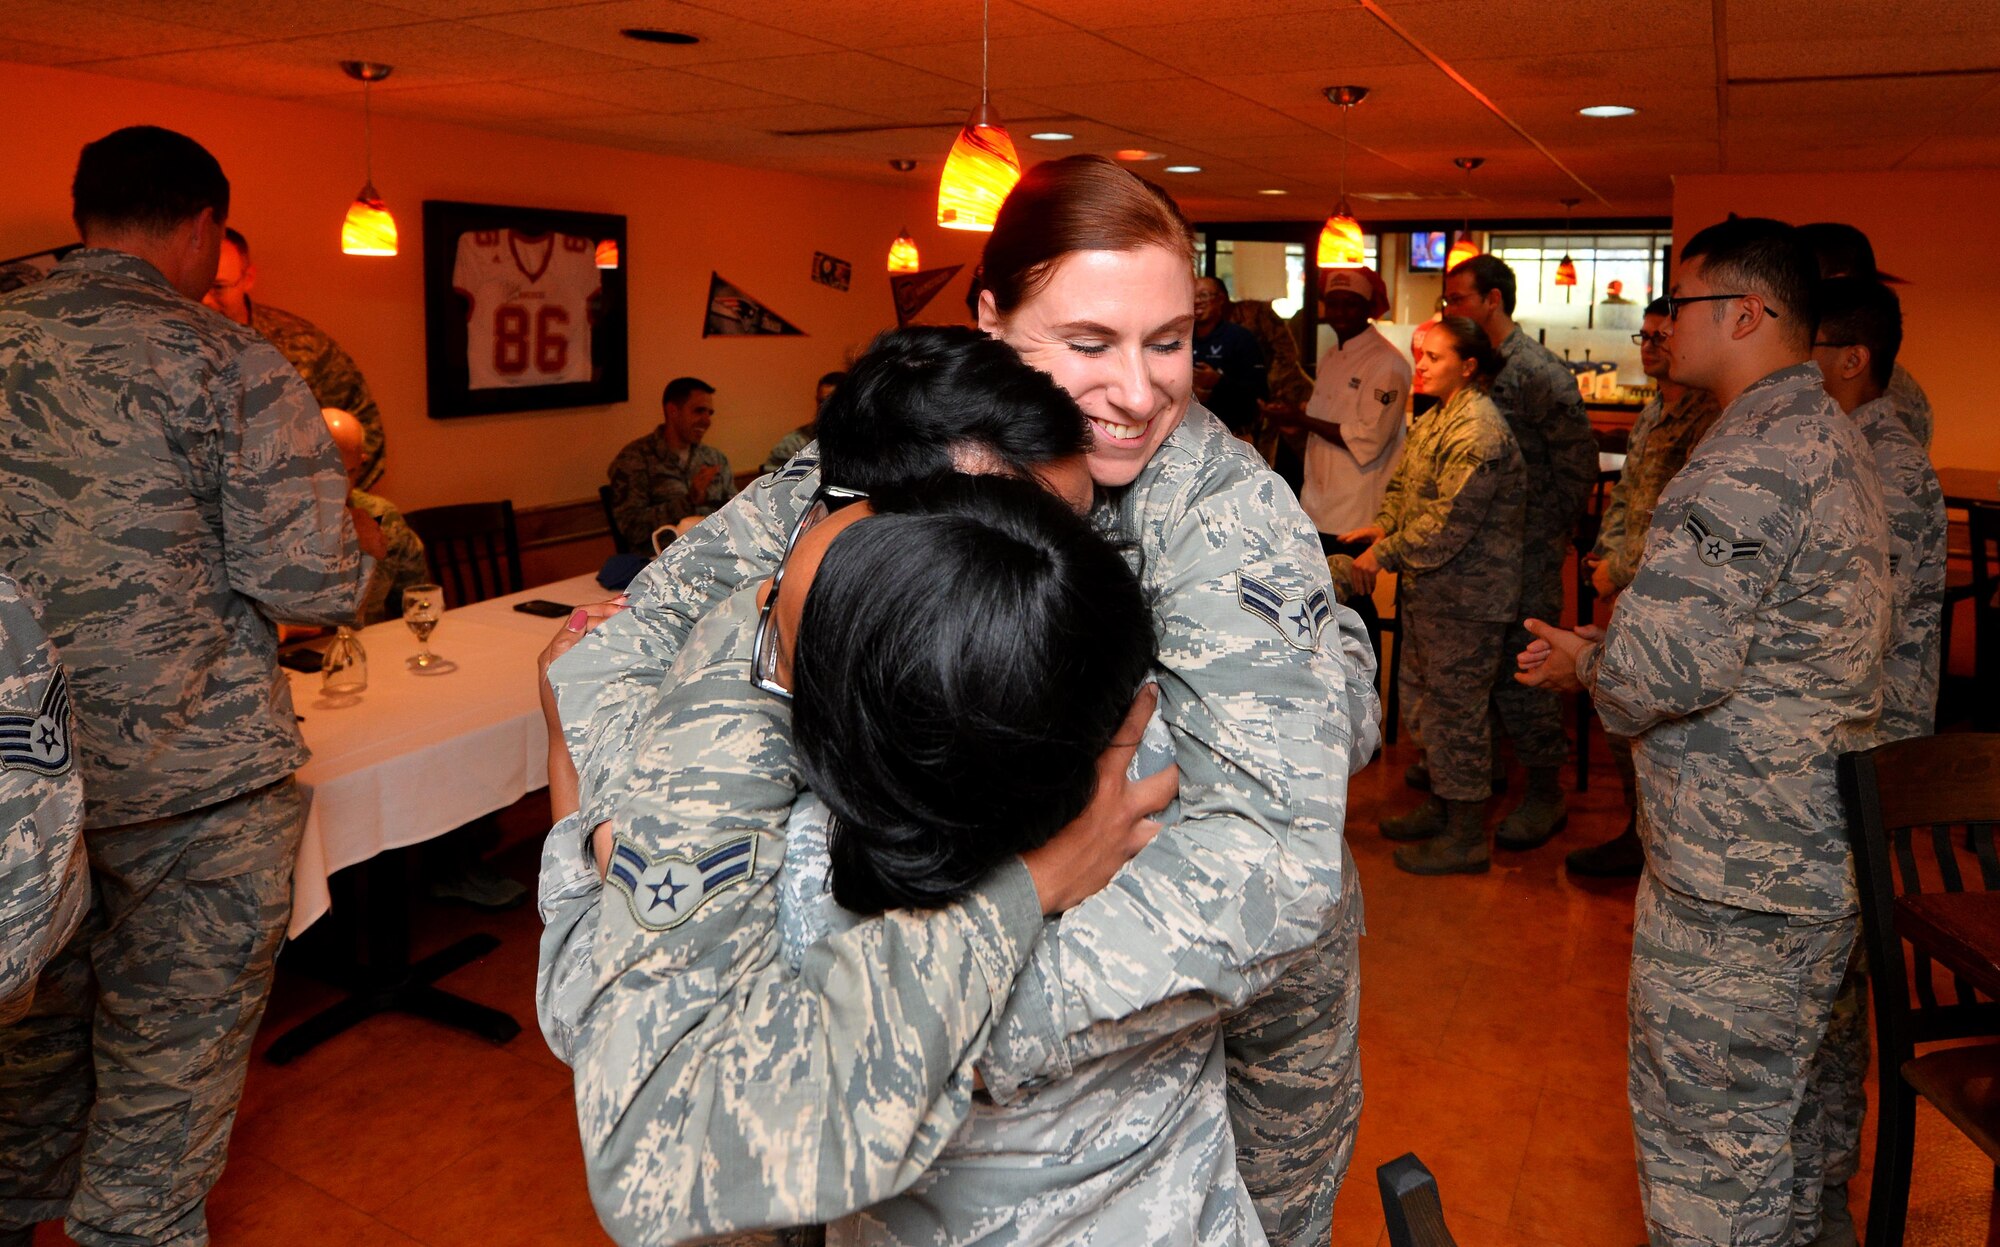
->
[1444,156,1484,271]
[340,61,398,257]
[1316,85,1368,269]
[937,0,1020,232]
[887,227,921,272]
[1553,197,1580,292]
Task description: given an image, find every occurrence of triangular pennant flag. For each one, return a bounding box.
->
[704,272,805,337]
[890,264,964,327]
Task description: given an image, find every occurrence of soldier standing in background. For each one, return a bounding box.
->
[1566,301,1721,879]
[1798,222,1934,449]
[1803,277,1946,1246]
[322,407,428,626]
[0,575,87,1027]
[1443,255,1596,850]
[0,126,378,1247]
[204,227,389,489]
[1517,217,1890,1246]
[1341,317,1525,875]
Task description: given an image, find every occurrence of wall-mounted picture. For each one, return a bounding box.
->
[422,200,629,419]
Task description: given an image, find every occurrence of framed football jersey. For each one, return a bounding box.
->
[422,200,629,418]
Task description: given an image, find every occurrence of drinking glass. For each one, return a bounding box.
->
[403,583,446,671]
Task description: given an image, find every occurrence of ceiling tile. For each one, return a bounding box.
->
[1722,0,2000,45]
[520,67,799,113]
[367,80,643,123]
[1099,8,1425,76]
[0,34,102,65]
[1726,76,1989,141]
[681,50,976,114]
[80,0,427,40]
[662,0,1071,48]
[284,19,651,81]
[470,0,837,66]
[1379,0,1712,56]
[16,0,244,58]
[874,31,1168,90]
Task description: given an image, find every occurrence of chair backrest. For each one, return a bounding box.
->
[1839,734,2000,1071]
[1378,1153,1459,1247]
[599,484,633,555]
[404,500,524,607]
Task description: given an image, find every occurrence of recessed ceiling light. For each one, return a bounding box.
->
[1029,131,1074,141]
[1257,188,1288,196]
[1578,104,1636,118]
[620,28,700,45]
[1114,149,1164,162]
[1164,165,1201,174]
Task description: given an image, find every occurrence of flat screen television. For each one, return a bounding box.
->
[1408,230,1450,272]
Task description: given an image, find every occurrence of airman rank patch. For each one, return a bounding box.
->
[776,455,818,483]
[1375,387,1401,406]
[1684,511,1764,567]
[0,668,71,776]
[608,833,757,931]
[1240,574,1333,651]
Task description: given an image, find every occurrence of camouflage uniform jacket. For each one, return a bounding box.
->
[1888,363,1932,449]
[759,426,813,477]
[1850,395,1947,742]
[0,573,86,1024]
[1592,388,1722,589]
[348,487,429,625]
[551,406,1378,1246]
[0,249,372,828]
[607,432,735,551]
[571,587,1048,1245]
[1490,325,1597,546]
[1580,363,1891,917]
[1228,300,1313,410]
[249,299,387,491]
[1368,386,1526,624]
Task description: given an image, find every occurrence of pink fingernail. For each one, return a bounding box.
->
[566,609,588,632]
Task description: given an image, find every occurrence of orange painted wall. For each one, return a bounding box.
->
[0,61,986,511]
[1673,171,2000,472]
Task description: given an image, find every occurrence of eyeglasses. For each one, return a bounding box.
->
[1661,293,1780,321]
[750,483,869,699]
[1631,331,1670,347]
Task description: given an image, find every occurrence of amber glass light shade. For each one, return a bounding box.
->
[887,230,921,272]
[1554,255,1577,286]
[1445,231,1481,271]
[937,104,1020,232]
[595,239,620,269]
[1316,211,1365,269]
[341,183,398,257]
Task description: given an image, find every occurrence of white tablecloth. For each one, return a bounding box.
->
[286,573,610,936]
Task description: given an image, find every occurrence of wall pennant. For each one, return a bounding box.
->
[811,251,852,291]
[890,264,964,327]
[704,273,806,337]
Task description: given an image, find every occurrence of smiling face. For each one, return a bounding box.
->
[663,389,715,447]
[1638,310,1672,380]
[980,245,1195,488]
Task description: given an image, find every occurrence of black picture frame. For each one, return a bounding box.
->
[422,200,628,419]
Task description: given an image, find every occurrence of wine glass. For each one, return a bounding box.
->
[403,583,446,671]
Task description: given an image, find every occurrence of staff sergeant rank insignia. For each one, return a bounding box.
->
[1684,511,1764,567]
[0,668,72,776]
[1239,573,1333,651]
[608,833,757,930]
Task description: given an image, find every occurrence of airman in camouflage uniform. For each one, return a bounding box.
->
[1568,383,1721,879]
[250,302,388,490]
[1570,361,1890,1246]
[1487,323,1597,842]
[1886,363,1932,451]
[347,488,427,624]
[607,433,735,552]
[551,405,1377,1247]
[1364,385,1526,874]
[0,574,86,1026]
[0,243,371,1246]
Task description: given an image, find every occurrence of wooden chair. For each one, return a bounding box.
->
[599,484,634,555]
[1837,734,2000,1247]
[1378,1153,1458,1247]
[1968,507,2000,730]
[404,501,524,607]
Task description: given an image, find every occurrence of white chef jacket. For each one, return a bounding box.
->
[1299,324,1413,536]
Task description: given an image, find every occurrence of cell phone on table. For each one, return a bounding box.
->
[513,599,574,618]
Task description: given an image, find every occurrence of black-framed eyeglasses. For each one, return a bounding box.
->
[750,483,869,699]
[1631,331,1670,347]
[1661,293,1780,321]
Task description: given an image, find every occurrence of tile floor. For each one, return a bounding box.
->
[30,728,2000,1246]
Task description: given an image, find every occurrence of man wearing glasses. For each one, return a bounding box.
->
[1565,301,1720,879]
[1515,217,1890,1247]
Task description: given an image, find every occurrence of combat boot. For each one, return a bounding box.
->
[1495,766,1567,850]
[1379,795,1446,842]
[1393,799,1489,875]
[1564,817,1644,878]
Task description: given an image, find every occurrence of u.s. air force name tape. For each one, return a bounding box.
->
[608,833,757,930]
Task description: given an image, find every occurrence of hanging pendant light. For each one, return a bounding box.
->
[1444,156,1484,271]
[887,227,921,273]
[1316,85,1369,269]
[340,61,398,257]
[1553,196,1580,292]
[937,0,1020,232]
